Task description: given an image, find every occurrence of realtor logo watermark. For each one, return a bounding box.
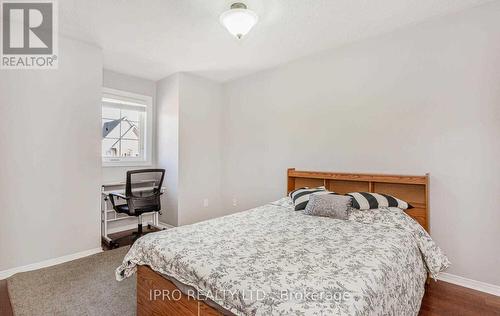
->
[1,0,58,69]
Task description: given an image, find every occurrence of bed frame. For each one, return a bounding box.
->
[137,265,223,316]
[137,168,430,315]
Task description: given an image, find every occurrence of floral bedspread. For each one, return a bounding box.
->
[116,198,449,316]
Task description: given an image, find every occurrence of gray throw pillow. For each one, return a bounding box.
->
[304,194,352,220]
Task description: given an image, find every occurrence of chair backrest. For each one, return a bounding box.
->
[125,169,165,214]
[125,169,165,198]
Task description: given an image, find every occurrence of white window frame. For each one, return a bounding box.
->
[102,87,153,167]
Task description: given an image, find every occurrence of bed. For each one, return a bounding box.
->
[116,169,450,315]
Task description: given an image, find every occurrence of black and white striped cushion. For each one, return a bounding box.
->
[347,192,412,210]
[288,186,332,211]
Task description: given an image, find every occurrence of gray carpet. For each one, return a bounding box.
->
[7,247,135,316]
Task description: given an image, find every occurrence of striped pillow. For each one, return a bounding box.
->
[288,186,331,211]
[347,192,412,210]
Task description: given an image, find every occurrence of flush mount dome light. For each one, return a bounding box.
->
[220,2,258,40]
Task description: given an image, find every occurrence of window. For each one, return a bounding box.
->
[101,88,152,166]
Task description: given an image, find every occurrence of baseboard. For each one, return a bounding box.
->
[158,221,174,229]
[437,272,500,296]
[1,223,174,279]
[0,247,103,280]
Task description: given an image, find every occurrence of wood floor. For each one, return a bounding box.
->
[0,279,13,316]
[1,260,498,316]
[419,281,499,315]
[101,226,160,250]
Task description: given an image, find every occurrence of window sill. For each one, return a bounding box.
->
[102,160,152,168]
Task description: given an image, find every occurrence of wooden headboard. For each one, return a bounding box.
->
[287,168,430,232]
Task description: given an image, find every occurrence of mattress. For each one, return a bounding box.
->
[117,198,449,315]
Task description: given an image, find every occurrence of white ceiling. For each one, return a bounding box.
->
[59,0,492,82]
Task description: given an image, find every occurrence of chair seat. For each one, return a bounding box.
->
[114,204,130,215]
[114,204,159,216]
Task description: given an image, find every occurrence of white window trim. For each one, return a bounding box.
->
[102,87,153,167]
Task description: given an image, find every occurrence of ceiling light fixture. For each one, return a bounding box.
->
[220,2,258,40]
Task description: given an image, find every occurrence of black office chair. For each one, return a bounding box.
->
[109,169,165,242]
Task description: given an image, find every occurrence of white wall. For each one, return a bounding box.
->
[102,69,157,183]
[156,74,180,226]
[221,2,500,286]
[0,37,102,272]
[156,73,223,226]
[177,73,223,226]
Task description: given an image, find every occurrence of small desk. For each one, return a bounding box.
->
[101,181,166,247]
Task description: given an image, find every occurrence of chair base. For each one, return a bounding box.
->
[104,218,165,250]
[105,224,147,249]
[131,223,144,241]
